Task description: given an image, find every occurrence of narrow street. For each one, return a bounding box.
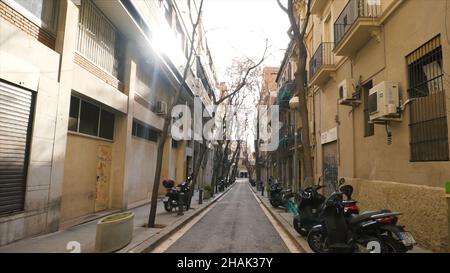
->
[160,179,291,253]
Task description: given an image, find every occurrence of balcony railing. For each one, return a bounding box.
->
[279,125,303,150]
[309,42,335,80]
[334,0,382,46]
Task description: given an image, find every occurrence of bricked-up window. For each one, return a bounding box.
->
[76,0,124,80]
[69,95,115,141]
[5,0,58,33]
[132,120,158,142]
[407,35,449,162]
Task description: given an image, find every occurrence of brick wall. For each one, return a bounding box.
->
[0,1,56,50]
[75,53,125,92]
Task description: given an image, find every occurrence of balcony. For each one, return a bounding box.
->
[311,0,329,16]
[309,42,336,87]
[333,0,382,56]
[279,125,303,151]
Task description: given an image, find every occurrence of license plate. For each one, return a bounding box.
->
[163,197,169,202]
[399,232,416,246]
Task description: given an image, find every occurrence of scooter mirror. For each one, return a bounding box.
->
[339,178,346,186]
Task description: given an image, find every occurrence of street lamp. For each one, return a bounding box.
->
[289,96,300,192]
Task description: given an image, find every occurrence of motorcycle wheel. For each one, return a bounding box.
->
[293,218,308,237]
[307,229,329,253]
[380,235,407,253]
[164,201,173,212]
[269,199,280,208]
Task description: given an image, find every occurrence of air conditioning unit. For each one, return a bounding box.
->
[338,78,356,104]
[369,81,400,122]
[156,101,168,115]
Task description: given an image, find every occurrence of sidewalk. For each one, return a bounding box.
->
[249,184,433,253]
[0,188,230,253]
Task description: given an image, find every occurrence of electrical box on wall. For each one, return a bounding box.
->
[369,81,401,122]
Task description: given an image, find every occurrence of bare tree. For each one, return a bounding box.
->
[277,0,314,187]
[148,0,205,228]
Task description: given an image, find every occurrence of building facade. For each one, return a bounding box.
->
[303,0,450,251]
[0,0,217,246]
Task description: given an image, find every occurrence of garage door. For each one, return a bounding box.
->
[0,81,34,214]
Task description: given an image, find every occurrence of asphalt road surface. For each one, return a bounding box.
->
[165,179,290,253]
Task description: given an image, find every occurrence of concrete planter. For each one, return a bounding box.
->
[203,190,212,200]
[95,212,134,253]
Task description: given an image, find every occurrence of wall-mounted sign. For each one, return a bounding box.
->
[321,127,338,145]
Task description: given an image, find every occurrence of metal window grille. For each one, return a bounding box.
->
[76,0,122,78]
[407,35,449,162]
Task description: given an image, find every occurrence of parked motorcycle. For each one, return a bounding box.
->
[307,178,416,253]
[292,178,359,237]
[218,179,225,192]
[269,179,293,209]
[162,176,193,212]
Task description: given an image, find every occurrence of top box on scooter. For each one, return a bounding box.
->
[162,179,175,189]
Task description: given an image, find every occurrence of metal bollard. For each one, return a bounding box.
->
[261,185,265,196]
[199,189,203,205]
[446,181,450,252]
[178,192,184,216]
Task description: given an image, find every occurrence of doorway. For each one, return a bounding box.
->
[322,141,338,196]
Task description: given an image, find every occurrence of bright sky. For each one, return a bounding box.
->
[203,0,291,82]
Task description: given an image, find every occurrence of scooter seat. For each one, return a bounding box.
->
[349,210,390,225]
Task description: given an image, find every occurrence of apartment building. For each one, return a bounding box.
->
[265,41,306,194]
[0,0,216,246]
[305,0,450,251]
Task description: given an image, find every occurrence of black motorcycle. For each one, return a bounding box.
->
[307,179,416,253]
[269,180,293,208]
[293,178,360,237]
[218,179,225,192]
[163,176,193,212]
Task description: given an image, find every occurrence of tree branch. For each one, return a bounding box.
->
[277,0,288,14]
[214,39,268,105]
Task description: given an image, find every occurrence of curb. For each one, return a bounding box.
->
[124,184,235,253]
[250,185,313,253]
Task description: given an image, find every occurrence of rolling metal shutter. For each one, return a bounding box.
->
[0,81,34,214]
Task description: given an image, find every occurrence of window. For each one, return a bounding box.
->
[132,120,158,142]
[407,35,449,161]
[79,100,100,136]
[172,140,179,148]
[99,110,115,140]
[76,0,124,79]
[163,0,173,26]
[176,19,185,54]
[6,0,58,32]
[68,96,80,132]
[363,81,374,137]
[68,95,115,140]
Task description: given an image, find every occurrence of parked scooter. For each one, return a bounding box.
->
[162,176,193,212]
[269,179,293,208]
[307,178,416,253]
[292,177,359,237]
